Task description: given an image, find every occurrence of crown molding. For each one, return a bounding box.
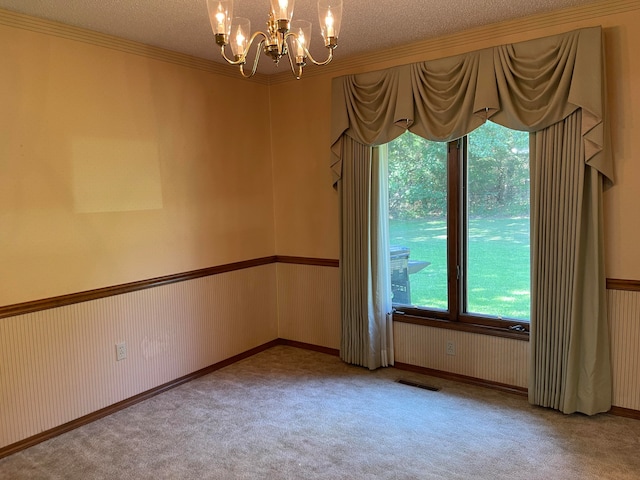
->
[0,8,270,85]
[269,0,640,85]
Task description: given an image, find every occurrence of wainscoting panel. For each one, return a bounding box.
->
[0,265,278,450]
[608,289,640,411]
[393,323,530,389]
[393,289,640,411]
[276,263,340,350]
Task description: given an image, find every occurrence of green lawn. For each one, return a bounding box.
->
[389,217,530,320]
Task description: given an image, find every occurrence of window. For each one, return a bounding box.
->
[388,122,530,333]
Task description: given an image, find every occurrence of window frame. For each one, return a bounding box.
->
[391,136,530,341]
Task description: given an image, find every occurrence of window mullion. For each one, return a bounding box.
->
[447,139,462,321]
[460,136,469,320]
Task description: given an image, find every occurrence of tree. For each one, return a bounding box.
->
[388,133,447,219]
[467,122,529,217]
[388,123,529,220]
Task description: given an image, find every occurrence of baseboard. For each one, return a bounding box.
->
[609,406,640,420]
[276,343,640,421]
[385,360,640,420]
[278,341,530,396]
[0,339,280,460]
[393,361,529,396]
[276,341,530,397]
[276,338,340,356]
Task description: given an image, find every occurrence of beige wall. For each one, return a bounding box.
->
[601,13,640,280]
[0,20,275,306]
[270,76,339,259]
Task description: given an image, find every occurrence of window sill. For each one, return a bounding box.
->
[393,313,530,341]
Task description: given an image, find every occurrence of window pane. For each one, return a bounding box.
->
[388,133,448,309]
[466,123,530,320]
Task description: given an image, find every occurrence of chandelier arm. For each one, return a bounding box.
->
[239,64,252,78]
[239,39,266,78]
[305,47,334,67]
[286,52,303,80]
[283,29,335,67]
[246,30,269,51]
[220,46,243,65]
[219,31,269,66]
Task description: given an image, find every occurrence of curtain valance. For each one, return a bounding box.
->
[330,26,612,185]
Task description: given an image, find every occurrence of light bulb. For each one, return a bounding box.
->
[297,32,306,56]
[278,0,288,19]
[235,27,245,55]
[215,11,226,34]
[325,9,334,38]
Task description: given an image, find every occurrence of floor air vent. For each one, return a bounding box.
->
[396,379,441,392]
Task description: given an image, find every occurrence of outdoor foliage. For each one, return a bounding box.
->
[388,134,447,219]
[388,122,530,219]
[387,122,531,320]
[467,123,530,217]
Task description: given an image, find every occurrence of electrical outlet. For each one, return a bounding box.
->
[116,342,127,361]
[446,341,456,356]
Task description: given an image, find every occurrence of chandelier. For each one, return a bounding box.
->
[206,0,343,79]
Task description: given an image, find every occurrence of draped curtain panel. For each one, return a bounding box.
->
[369,145,394,369]
[530,111,611,413]
[339,137,370,368]
[340,138,393,370]
[331,27,613,414]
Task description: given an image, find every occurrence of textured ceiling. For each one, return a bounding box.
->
[0,0,600,75]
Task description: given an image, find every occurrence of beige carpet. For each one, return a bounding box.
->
[1,345,639,479]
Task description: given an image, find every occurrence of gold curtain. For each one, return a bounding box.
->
[331,27,611,183]
[530,110,611,414]
[331,26,613,414]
